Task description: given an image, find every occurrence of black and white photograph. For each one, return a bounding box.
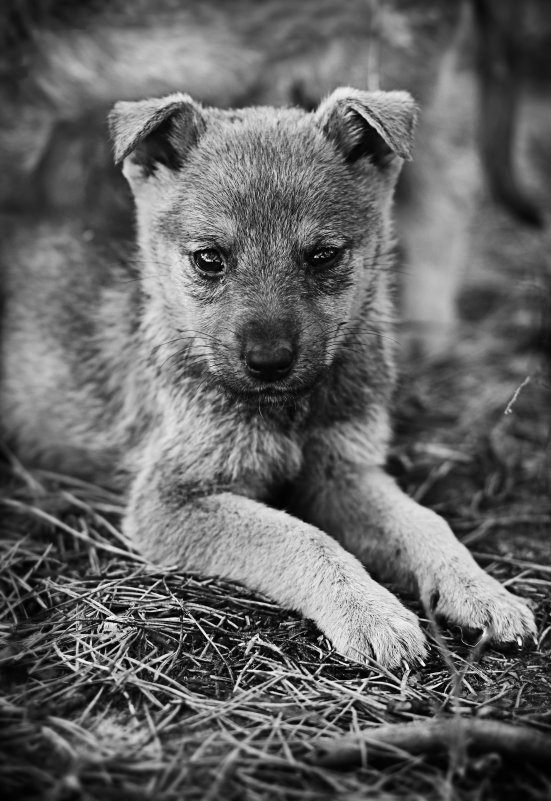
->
[1,1,550,799]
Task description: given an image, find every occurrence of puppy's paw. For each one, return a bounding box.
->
[324,590,427,670]
[424,568,536,649]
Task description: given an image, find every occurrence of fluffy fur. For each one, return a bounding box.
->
[0,89,536,668]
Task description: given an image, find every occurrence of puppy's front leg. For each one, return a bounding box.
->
[124,462,427,669]
[295,453,536,648]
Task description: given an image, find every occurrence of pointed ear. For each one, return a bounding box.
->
[108,93,206,178]
[315,88,418,167]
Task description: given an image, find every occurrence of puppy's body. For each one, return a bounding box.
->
[0,92,536,667]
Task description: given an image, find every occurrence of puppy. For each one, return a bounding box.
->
[0,90,536,667]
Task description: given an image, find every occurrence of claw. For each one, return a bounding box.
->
[516,635,523,649]
[402,659,410,673]
[476,627,492,647]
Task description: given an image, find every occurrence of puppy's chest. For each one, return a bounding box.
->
[178,403,306,496]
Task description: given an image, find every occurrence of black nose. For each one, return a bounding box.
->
[244,342,294,382]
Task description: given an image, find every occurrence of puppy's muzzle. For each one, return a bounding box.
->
[244,341,295,383]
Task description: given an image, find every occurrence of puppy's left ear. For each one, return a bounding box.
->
[315,87,418,167]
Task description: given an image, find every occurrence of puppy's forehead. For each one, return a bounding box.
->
[172,109,363,240]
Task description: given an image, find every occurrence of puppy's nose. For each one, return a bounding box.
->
[244,342,294,382]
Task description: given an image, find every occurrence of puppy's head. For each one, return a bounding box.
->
[109,88,416,404]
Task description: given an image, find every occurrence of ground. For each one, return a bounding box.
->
[0,93,550,801]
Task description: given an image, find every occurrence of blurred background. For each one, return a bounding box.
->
[1,0,550,351]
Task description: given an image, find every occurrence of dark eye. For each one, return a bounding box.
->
[193,248,226,276]
[305,246,342,270]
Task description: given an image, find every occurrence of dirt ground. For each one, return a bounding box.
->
[1,69,550,801]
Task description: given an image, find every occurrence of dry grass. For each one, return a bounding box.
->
[2,95,551,801]
[1,443,549,801]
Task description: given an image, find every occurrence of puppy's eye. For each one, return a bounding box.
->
[305,246,342,270]
[193,249,226,276]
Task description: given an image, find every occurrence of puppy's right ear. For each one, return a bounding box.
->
[108,93,206,182]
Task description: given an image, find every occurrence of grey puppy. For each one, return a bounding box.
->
[0,89,536,667]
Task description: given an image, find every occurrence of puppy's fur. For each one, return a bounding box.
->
[0,90,536,667]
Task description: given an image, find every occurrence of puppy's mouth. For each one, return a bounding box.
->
[219,377,320,407]
[206,350,328,407]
